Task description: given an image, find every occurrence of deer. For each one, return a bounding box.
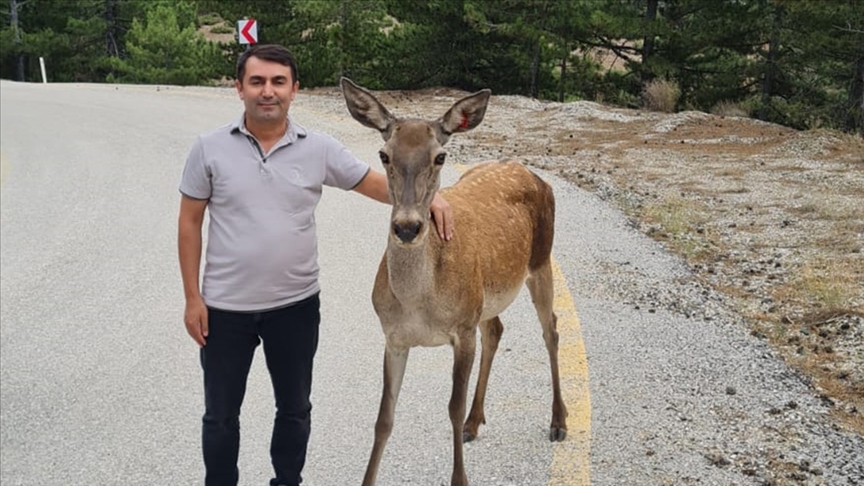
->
[340,77,567,486]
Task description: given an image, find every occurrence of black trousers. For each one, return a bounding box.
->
[200,293,320,486]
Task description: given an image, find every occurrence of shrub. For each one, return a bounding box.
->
[642,78,680,113]
[210,24,234,35]
[711,100,750,118]
[198,13,223,26]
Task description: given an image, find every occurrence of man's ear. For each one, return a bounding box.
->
[235,80,244,99]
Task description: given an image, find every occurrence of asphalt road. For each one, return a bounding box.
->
[1,81,861,486]
[0,81,588,486]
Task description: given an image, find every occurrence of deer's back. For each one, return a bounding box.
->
[440,160,555,291]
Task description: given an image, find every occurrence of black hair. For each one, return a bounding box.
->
[236,44,298,84]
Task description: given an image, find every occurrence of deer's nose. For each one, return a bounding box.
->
[393,221,422,243]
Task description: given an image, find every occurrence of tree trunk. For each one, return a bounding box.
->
[558,53,567,102]
[339,0,348,78]
[760,5,784,121]
[10,0,26,81]
[104,0,120,57]
[846,56,864,135]
[530,39,541,98]
[529,0,549,99]
[642,0,658,84]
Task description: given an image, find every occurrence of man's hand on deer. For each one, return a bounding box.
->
[431,191,455,241]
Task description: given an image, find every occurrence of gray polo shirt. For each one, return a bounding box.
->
[180,114,370,312]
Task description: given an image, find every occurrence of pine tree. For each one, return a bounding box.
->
[108,2,221,85]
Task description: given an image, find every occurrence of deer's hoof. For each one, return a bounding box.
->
[462,430,477,443]
[549,427,567,442]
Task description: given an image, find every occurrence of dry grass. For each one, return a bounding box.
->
[643,196,702,237]
[642,79,681,113]
[790,260,859,310]
[710,100,749,118]
[714,165,747,178]
[641,197,717,261]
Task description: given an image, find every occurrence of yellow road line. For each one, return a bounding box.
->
[550,256,591,485]
[452,163,591,485]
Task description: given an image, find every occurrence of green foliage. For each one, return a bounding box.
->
[108,2,221,85]
[209,24,233,34]
[287,0,392,88]
[0,28,16,59]
[198,13,223,26]
[756,0,864,132]
[1,0,861,133]
[595,70,641,108]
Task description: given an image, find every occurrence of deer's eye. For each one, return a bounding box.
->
[379,152,390,164]
[434,153,446,165]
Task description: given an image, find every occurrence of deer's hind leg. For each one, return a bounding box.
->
[526,261,568,441]
[463,316,504,442]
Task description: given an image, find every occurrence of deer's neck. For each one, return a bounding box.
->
[385,238,435,304]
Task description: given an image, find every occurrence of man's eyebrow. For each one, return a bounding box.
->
[248,74,289,82]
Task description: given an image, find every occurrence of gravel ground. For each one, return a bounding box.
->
[300,85,863,485]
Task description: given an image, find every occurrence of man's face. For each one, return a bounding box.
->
[235,56,298,125]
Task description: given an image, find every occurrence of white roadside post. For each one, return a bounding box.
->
[39,57,47,83]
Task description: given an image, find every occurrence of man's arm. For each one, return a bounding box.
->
[352,169,390,204]
[353,170,454,241]
[178,194,209,347]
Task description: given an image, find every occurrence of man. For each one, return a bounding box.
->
[177,44,453,486]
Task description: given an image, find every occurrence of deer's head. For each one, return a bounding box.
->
[341,77,491,246]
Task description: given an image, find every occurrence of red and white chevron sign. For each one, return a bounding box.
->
[237,19,258,44]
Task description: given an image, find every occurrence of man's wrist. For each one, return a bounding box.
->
[184,291,202,302]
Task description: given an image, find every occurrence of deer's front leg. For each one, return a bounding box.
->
[449,331,477,486]
[362,345,409,486]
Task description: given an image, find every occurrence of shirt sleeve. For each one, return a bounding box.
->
[179,136,212,200]
[323,135,371,191]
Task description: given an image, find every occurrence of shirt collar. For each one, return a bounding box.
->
[231,114,308,144]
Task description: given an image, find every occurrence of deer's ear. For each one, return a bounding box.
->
[341,77,396,140]
[438,89,491,138]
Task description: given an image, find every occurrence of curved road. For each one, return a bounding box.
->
[1,81,861,485]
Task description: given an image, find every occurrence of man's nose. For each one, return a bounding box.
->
[262,81,274,96]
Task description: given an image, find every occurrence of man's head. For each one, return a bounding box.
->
[235,45,300,129]
[236,44,298,85]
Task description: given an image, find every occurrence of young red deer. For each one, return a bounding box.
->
[341,78,567,486]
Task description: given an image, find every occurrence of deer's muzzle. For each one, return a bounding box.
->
[392,220,423,244]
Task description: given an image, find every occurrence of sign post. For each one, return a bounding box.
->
[237,19,258,45]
